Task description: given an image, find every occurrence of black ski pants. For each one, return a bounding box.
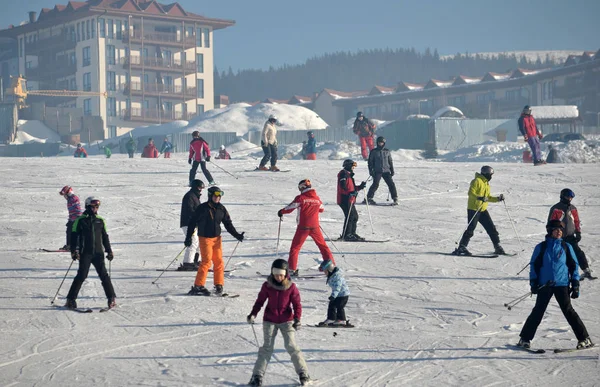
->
[339,201,358,238]
[459,209,500,247]
[327,295,349,321]
[520,286,588,341]
[189,160,214,185]
[128,150,134,158]
[564,235,589,271]
[65,220,74,247]
[367,172,398,200]
[67,253,116,301]
[259,143,278,168]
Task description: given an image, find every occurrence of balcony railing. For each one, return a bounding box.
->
[121,82,197,99]
[120,108,196,123]
[26,59,77,81]
[121,56,196,72]
[123,31,196,48]
[496,96,530,111]
[25,32,76,52]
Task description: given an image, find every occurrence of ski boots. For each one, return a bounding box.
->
[107,297,117,309]
[351,234,365,241]
[494,244,506,255]
[289,269,299,277]
[517,338,531,348]
[214,285,224,295]
[452,246,472,256]
[65,298,77,310]
[248,374,262,386]
[188,285,211,296]
[577,337,594,349]
[257,166,269,171]
[177,262,198,271]
[581,268,596,280]
[270,165,280,172]
[392,198,399,206]
[299,372,311,386]
[60,244,70,251]
[363,198,376,205]
[332,320,347,326]
[318,319,335,326]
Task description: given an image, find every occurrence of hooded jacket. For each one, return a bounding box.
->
[188,137,211,162]
[548,201,581,237]
[518,113,540,138]
[261,120,278,145]
[71,208,112,256]
[467,172,499,211]
[250,275,302,324]
[180,189,201,228]
[368,145,394,175]
[280,188,324,229]
[353,117,376,137]
[337,169,359,205]
[142,143,159,158]
[530,236,579,287]
[326,267,350,299]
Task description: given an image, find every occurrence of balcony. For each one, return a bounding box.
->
[120,108,196,123]
[121,56,196,73]
[26,32,76,53]
[496,96,530,112]
[553,83,596,100]
[123,31,197,49]
[26,59,77,81]
[122,82,197,99]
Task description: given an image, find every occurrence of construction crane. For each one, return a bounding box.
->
[5,75,107,109]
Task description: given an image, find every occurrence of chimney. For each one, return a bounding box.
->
[28,11,37,23]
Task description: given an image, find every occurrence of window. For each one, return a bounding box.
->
[186,26,193,37]
[505,89,521,101]
[163,76,173,86]
[142,48,149,58]
[70,78,76,90]
[106,71,116,91]
[25,61,32,69]
[69,52,77,66]
[203,28,210,48]
[82,47,91,67]
[162,50,172,64]
[196,27,202,47]
[116,20,122,39]
[19,38,23,57]
[70,25,76,42]
[107,97,116,117]
[77,23,81,42]
[107,19,114,38]
[196,79,204,98]
[476,92,495,105]
[86,20,90,40]
[83,98,92,116]
[447,95,465,107]
[106,45,115,65]
[418,99,434,114]
[196,53,204,73]
[197,104,204,115]
[91,19,95,38]
[83,72,91,91]
[108,126,117,138]
[143,99,150,110]
[144,73,149,85]
[99,18,105,38]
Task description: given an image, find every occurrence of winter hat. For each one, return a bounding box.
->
[319,260,335,272]
[546,219,564,234]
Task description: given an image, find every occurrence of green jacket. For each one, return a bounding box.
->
[104,147,112,157]
[467,172,499,211]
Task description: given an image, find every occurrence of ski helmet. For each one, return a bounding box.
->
[85,196,101,207]
[356,111,364,118]
[307,131,314,136]
[191,179,205,189]
[546,219,564,234]
[560,188,575,201]
[220,145,225,150]
[271,258,289,276]
[298,179,311,191]
[376,136,386,144]
[343,159,357,170]
[268,114,277,122]
[192,130,200,138]
[480,165,494,181]
[207,186,224,198]
[319,260,334,272]
[59,185,73,196]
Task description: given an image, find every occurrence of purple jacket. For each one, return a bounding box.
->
[250,276,302,323]
[66,194,82,221]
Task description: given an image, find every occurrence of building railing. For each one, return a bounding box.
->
[25,32,76,52]
[26,59,77,80]
[121,82,197,98]
[121,56,196,72]
[123,31,196,47]
[120,108,196,123]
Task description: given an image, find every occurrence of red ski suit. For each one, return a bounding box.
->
[280,188,334,271]
[188,138,211,161]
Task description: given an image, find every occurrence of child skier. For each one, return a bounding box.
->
[160,137,173,158]
[305,131,316,160]
[278,179,335,277]
[59,185,82,251]
[318,260,351,326]
[246,259,311,386]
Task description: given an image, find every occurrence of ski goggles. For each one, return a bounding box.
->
[212,190,224,197]
[89,200,101,208]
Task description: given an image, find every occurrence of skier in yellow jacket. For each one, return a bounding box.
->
[453,166,506,256]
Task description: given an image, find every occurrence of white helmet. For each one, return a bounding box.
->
[220,145,225,150]
[85,196,101,207]
[268,114,277,121]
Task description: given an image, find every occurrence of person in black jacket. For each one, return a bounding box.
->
[178,179,204,271]
[365,136,398,205]
[185,186,245,296]
[66,196,116,310]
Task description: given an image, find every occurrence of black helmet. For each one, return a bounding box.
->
[376,136,386,144]
[207,186,224,198]
[480,165,494,181]
[298,179,311,191]
[271,258,289,276]
[560,188,575,202]
[343,159,356,170]
[307,131,314,136]
[546,219,564,234]
[192,130,200,138]
[356,111,364,118]
[191,179,205,189]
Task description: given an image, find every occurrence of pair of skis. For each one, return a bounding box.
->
[508,343,595,354]
[53,305,113,313]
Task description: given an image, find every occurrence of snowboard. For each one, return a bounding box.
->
[52,304,114,313]
[187,292,240,298]
[554,344,595,353]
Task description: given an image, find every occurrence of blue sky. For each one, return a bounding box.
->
[1,0,598,71]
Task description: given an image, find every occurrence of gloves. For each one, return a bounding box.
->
[277,210,284,218]
[571,280,580,299]
[235,232,245,242]
[524,135,529,141]
[390,170,395,177]
[292,318,301,331]
[328,296,335,301]
[188,158,192,165]
[106,252,114,261]
[369,170,375,177]
[247,314,255,324]
[184,237,192,247]
[477,196,488,202]
[574,232,581,242]
[350,191,358,197]
[497,194,505,202]
[530,279,539,295]
[357,182,366,190]
[71,251,80,261]
[538,133,543,140]
[206,156,211,162]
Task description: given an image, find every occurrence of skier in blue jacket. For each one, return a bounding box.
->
[318,260,350,326]
[517,220,593,350]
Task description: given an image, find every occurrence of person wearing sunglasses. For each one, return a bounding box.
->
[185,187,245,296]
[65,196,116,310]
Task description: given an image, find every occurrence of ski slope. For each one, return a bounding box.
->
[0,154,598,386]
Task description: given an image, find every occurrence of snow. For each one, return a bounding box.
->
[1,151,598,386]
[12,120,61,144]
[440,50,586,63]
[530,105,579,120]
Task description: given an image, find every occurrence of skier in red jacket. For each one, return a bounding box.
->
[337,159,366,241]
[278,179,335,277]
[188,130,215,186]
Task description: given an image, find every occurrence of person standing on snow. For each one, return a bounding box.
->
[365,136,398,205]
[160,137,173,158]
[103,146,112,158]
[305,131,317,160]
[453,166,506,256]
[126,137,136,158]
[216,145,231,160]
[337,159,367,241]
[548,189,595,280]
[246,259,311,387]
[59,185,82,251]
[73,143,88,158]
[141,138,159,158]
[188,130,215,186]
[66,197,116,310]
[352,112,376,160]
[178,179,204,271]
[278,179,335,277]
[517,220,593,350]
[185,186,245,296]
[257,114,280,171]
[318,260,350,327]
[518,105,546,166]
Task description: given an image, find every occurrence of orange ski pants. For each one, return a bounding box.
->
[194,236,224,286]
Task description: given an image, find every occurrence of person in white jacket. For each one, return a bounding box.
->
[257,115,280,171]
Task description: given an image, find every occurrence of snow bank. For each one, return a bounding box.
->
[530,105,578,120]
[13,120,60,144]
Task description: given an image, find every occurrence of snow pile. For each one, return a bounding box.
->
[547,140,600,163]
[119,120,189,139]
[12,120,61,144]
[530,105,578,120]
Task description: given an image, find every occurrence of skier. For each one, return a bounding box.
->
[103,145,112,158]
[548,189,594,279]
[188,130,215,186]
[517,220,593,350]
[73,144,88,158]
[365,136,398,205]
[59,185,82,250]
[337,159,367,241]
[215,145,231,160]
[246,259,310,386]
[178,179,204,271]
[305,131,316,160]
[160,137,173,158]
[518,105,546,166]
[185,186,245,296]
[278,179,335,277]
[300,141,307,160]
[141,138,159,158]
[318,260,350,326]
[257,114,280,171]
[126,137,136,158]
[352,112,376,160]
[66,197,116,310]
[453,166,506,256]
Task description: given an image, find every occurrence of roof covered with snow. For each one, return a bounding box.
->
[529,105,579,120]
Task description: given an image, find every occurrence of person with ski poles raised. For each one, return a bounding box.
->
[278,179,335,277]
[517,220,593,350]
[188,130,215,186]
[453,165,506,256]
[178,179,204,271]
[337,159,367,241]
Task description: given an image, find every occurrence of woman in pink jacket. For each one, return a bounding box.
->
[246,259,310,386]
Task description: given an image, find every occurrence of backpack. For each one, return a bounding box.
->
[533,240,577,278]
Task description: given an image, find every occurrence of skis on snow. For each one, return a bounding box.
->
[256,271,321,280]
[442,252,499,258]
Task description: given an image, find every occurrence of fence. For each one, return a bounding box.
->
[246,126,356,146]
[119,132,239,154]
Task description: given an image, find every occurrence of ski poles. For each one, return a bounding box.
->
[224,240,241,272]
[503,201,525,252]
[341,199,355,240]
[276,218,282,257]
[454,204,483,246]
[152,247,186,284]
[504,281,554,310]
[320,225,344,258]
[516,262,530,276]
[363,192,375,234]
[250,323,260,347]
[51,260,75,305]
[208,160,238,179]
